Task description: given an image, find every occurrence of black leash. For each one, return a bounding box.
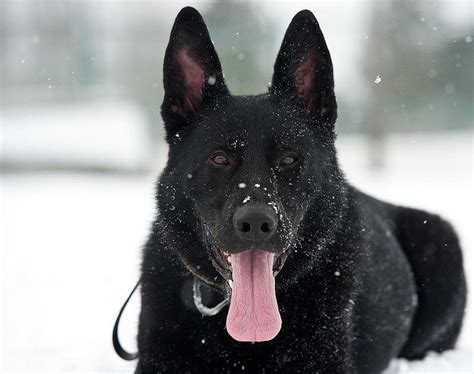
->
[112,279,141,361]
[113,277,229,361]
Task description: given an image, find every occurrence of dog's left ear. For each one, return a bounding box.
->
[162,7,229,134]
[271,10,337,127]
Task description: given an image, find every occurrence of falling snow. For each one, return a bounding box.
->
[207,75,216,85]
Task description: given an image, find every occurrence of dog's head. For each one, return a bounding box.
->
[158,7,346,343]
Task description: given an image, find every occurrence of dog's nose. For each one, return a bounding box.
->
[233,205,277,242]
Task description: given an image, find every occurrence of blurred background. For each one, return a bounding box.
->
[1,0,472,372]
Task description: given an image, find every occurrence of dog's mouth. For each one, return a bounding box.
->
[203,225,289,342]
[207,239,288,280]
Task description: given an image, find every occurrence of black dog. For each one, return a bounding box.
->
[135,7,466,373]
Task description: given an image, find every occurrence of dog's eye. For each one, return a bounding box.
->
[279,155,298,167]
[211,152,230,166]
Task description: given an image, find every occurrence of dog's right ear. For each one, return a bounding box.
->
[161,7,229,136]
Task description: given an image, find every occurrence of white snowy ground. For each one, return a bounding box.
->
[1,131,472,373]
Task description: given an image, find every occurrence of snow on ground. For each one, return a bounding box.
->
[1,131,472,373]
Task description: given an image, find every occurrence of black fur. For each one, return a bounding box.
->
[136,7,466,373]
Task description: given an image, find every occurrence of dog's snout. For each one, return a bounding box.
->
[233,205,277,242]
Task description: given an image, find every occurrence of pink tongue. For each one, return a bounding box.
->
[226,249,282,342]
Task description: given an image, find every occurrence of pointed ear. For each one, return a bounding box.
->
[161,7,229,133]
[271,10,337,126]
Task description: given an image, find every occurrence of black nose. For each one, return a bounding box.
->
[233,205,278,242]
